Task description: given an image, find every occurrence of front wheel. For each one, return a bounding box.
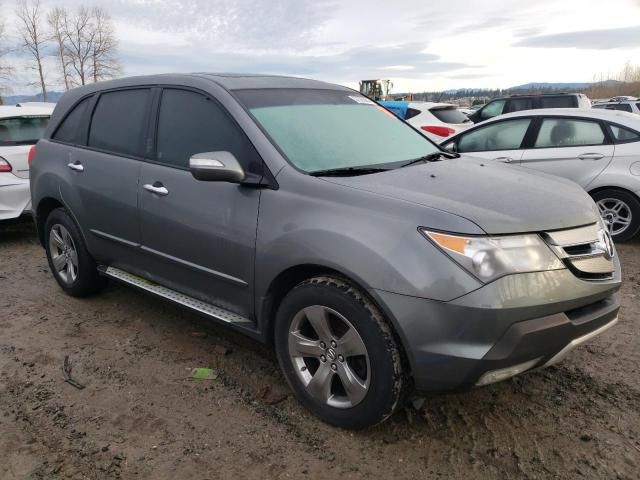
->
[274,276,406,430]
[592,189,640,242]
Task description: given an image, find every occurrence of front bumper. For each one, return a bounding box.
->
[374,263,621,393]
[0,173,31,221]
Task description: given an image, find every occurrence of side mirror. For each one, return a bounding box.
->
[189,152,245,183]
[447,142,458,153]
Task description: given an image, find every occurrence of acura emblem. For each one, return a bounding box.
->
[596,229,615,260]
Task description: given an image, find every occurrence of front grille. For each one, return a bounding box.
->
[542,224,614,281]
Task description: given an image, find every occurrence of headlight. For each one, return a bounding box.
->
[421,229,564,283]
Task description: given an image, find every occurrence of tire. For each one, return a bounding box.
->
[44,208,106,297]
[274,276,406,430]
[592,189,640,242]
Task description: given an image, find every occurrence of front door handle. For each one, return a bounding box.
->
[578,153,604,160]
[67,161,84,172]
[144,182,169,196]
[494,156,513,163]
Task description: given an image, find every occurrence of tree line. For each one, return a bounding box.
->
[0,0,121,102]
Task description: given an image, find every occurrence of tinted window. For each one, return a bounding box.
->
[480,100,505,119]
[539,96,576,108]
[612,104,632,112]
[0,116,49,145]
[53,97,92,144]
[592,104,607,109]
[506,98,532,113]
[637,103,640,111]
[609,124,640,142]
[535,118,605,147]
[430,107,468,124]
[405,108,421,120]
[156,89,262,172]
[236,89,439,173]
[89,89,150,157]
[457,119,531,152]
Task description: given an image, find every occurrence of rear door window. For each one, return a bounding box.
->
[53,96,92,145]
[534,118,605,148]
[0,116,50,145]
[457,119,531,152]
[429,107,468,124]
[88,89,151,157]
[155,88,262,173]
[539,96,577,108]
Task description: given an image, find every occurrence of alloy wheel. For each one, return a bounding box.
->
[48,224,79,285]
[288,305,370,409]
[597,198,632,237]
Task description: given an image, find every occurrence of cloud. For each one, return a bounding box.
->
[514,26,640,49]
[119,42,480,82]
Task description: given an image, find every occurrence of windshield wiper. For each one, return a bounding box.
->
[309,166,390,177]
[400,151,460,168]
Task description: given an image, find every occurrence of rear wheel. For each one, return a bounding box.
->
[592,189,640,242]
[274,276,405,429]
[44,208,106,297]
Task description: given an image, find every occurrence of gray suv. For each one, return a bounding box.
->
[30,74,621,429]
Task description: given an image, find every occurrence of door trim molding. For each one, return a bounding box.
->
[140,245,248,287]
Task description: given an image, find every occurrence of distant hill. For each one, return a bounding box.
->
[1,91,64,104]
[508,80,624,91]
[443,80,624,95]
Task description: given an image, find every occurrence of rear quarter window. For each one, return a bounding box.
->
[429,108,468,124]
[53,96,92,145]
[609,124,640,143]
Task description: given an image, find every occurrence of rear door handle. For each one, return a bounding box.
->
[67,161,84,172]
[144,183,169,196]
[494,157,513,163]
[578,153,604,160]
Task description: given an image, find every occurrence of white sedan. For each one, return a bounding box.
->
[441,108,640,241]
[379,101,472,142]
[0,104,54,221]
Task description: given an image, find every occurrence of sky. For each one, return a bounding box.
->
[2,0,640,94]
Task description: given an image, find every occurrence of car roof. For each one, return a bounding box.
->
[405,101,457,109]
[0,105,55,118]
[446,108,640,141]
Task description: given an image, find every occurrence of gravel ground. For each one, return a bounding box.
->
[1,219,639,479]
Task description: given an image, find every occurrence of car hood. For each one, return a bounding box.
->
[322,157,598,234]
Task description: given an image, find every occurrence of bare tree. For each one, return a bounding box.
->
[590,61,640,99]
[0,19,13,82]
[89,7,121,83]
[47,6,71,91]
[63,6,95,86]
[15,0,48,101]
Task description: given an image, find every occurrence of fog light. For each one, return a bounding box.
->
[475,358,541,386]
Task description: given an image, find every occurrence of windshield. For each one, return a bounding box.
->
[235,89,440,173]
[0,116,50,146]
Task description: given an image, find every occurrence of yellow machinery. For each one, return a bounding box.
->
[359,79,393,101]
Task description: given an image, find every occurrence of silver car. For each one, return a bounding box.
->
[442,108,640,241]
[30,75,621,429]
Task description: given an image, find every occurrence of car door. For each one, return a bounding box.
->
[519,117,614,188]
[138,88,264,319]
[56,89,151,268]
[447,117,533,164]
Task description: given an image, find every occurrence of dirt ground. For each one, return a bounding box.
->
[1,219,639,480]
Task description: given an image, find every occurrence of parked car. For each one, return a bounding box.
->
[0,104,53,221]
[442,108,640,241]
[592,100,640,114]
[31,74,620,429]
[468,93,591,124]
[379,101,472,141]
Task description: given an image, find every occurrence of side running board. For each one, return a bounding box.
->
[100,266,256,330]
